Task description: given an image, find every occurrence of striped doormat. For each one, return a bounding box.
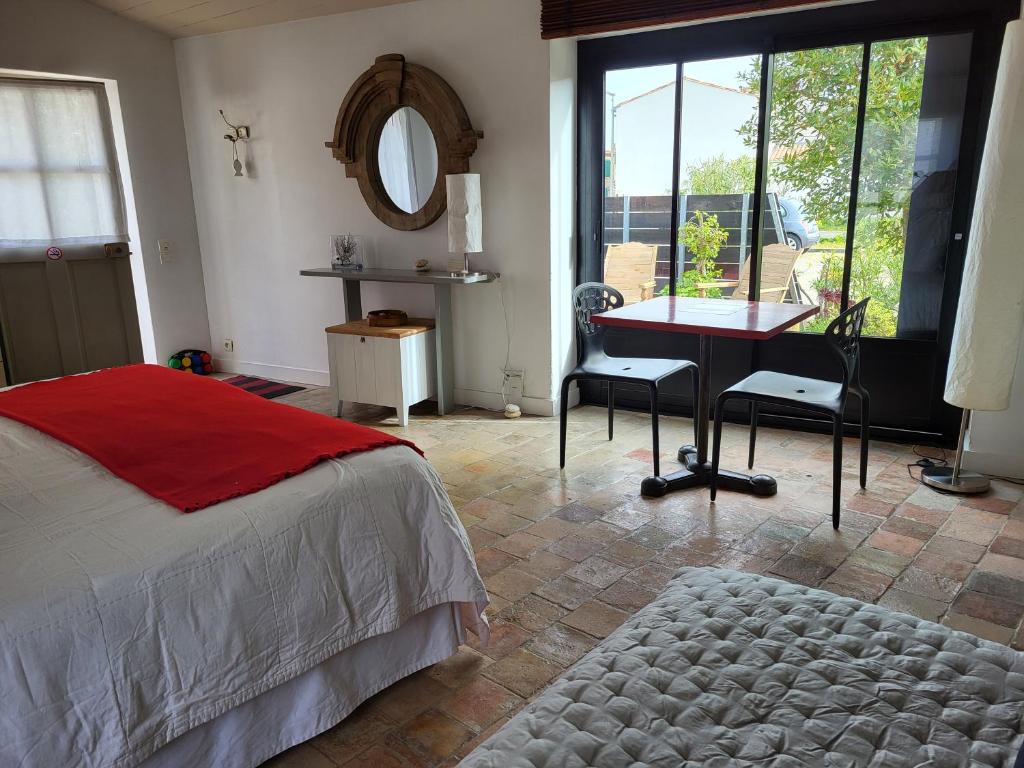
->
[224,375,305,400]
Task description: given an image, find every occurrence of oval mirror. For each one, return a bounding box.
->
[377,107,439,214]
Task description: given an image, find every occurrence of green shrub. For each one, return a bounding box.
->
[659,211,728,298]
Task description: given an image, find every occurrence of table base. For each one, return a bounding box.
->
[639,445,778,498]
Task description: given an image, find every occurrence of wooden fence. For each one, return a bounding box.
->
[603,193,786,292]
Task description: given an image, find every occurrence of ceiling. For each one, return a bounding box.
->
[86,0,418,38]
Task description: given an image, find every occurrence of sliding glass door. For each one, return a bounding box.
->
[848,35,972,339]
[578,0,1017,442]
[759,44,863,325]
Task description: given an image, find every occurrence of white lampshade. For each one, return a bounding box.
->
[446,174,482,254]
[944,19,1024,411]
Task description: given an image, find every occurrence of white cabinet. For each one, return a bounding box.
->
[326,319,436,426]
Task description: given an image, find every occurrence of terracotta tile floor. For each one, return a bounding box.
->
[264,388,1024,767]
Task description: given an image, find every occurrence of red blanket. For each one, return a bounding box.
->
[0,364,421,512]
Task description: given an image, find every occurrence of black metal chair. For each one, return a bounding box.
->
[560,282,700,477]
[710,297,871,529]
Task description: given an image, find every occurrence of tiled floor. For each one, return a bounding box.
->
[264,387,1024,767]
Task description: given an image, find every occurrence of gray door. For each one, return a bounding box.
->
[0,242,143,385]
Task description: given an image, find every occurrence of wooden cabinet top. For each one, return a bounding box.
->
[325,318,436,339]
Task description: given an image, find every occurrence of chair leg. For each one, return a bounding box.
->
[607,382,614,441]
[832,415,843,529]
[690,367,700,446]
[748,402,759,470]
[710,395,728,501]
[858,390,870,489]
[649,383,660,477]
[559,377,572,469]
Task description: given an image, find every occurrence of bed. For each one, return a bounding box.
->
[461,567,1024,767]
[0,398,488,768]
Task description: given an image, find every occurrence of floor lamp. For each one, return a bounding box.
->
[923,18,1024,494]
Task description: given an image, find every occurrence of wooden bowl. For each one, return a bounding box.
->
[366,309,408,327]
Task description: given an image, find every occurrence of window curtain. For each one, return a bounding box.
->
[541,0,832,39]
[0,78,127,247]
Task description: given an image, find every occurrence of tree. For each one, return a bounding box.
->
[737,41,928,336]
[661,211,728,298]
[681,154,756,195]
[737,41,926,226]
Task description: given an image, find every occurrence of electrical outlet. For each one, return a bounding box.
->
[157,239,175,264]
[222,338,234,353]
[502,369,524,402]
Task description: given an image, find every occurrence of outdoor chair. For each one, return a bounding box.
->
[603,243,658,305]
[710,297,871,528]
[560,282,699,477]
[696,243,802,302]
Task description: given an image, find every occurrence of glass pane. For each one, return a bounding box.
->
[0,172,49,242]
[34,84,110,169]
[758,45,863,329]
[0,87,37,169]
[603,64,676,303]
[0,78,125,245]
[45,171,122,240]
[674,55,762,299]
[850,33,971,337]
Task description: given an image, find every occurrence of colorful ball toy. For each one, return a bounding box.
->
[167,349,214,375]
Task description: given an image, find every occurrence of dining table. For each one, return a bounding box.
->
[592,295,819,498]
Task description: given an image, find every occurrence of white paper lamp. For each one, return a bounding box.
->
[447,173,482,275]
[923,19,1024,493]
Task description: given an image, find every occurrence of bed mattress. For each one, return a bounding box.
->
[461,567,1024,767]
[0,416,487,768]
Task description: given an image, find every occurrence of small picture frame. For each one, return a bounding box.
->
[330,234,364,271]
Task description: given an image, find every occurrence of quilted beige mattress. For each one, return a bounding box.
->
[461,567,1024,767]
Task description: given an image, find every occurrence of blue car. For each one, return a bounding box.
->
[778,197,820,252]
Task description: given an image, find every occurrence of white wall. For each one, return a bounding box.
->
[550,38,577,400]
[175,0,558,411]
[0,0,211,364]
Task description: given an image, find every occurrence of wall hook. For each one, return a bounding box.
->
[219,109,250,177]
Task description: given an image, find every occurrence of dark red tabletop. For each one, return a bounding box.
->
[592,296,819,340]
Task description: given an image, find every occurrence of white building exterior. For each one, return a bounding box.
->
[609,77,758,197]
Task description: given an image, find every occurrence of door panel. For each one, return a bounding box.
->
[603,64,677,300]
[353,337,377,404]
[675,56,763,298]
[336,335,359,402]
[849,33,972,339]
[68,259,132,371]
[374,338,401,407]
[0,243,143,385]
[0,262,64,383]
[758,44,863,326]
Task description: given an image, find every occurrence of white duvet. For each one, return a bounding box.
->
[0,416,488,768]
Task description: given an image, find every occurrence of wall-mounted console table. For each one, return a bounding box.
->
[300,267,497,415]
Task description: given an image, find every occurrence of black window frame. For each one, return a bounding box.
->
[576,0,1019,445]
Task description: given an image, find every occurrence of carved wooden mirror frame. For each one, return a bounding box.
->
[326,54,483,231]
